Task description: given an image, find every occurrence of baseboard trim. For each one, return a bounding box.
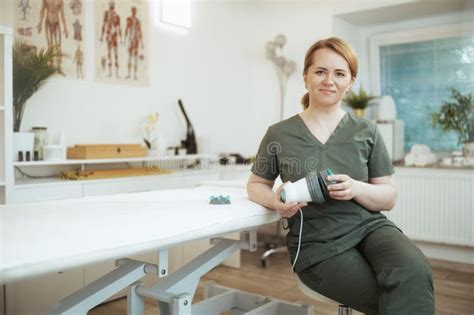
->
[414,240,474,265]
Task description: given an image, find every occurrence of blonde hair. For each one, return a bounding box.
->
[300,37,358,109]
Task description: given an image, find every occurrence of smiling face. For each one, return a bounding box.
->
[303,48,353,109]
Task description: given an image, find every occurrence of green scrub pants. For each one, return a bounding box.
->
[297,226,435,314]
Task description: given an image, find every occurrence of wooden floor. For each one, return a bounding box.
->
[89,249,474,315]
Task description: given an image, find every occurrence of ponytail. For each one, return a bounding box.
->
[301,92,309,109]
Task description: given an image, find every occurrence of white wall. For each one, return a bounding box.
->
[1,0,434,156]
[0,0,13,26]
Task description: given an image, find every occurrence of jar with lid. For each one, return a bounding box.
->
[32,127,49,160]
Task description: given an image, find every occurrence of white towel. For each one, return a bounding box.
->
[411,144,431,155]
[404,153,416,166]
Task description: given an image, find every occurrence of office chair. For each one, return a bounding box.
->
[295,273,352,315]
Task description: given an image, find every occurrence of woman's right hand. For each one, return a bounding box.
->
[273,183,308,218]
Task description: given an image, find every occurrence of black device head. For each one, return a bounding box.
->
[306,168,339,204]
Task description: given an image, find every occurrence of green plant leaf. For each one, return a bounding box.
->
[343,85,377,110]
[13,40,61,132]
[431,88,474,144]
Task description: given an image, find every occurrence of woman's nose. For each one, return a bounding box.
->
[323,76,334,85]
[322,73,334,84]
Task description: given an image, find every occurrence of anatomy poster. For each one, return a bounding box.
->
[14,0,86,79]
[95,0,149,86]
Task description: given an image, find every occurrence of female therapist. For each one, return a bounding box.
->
[247,37,434,314]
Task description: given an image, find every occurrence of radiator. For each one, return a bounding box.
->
[385,168,474,247]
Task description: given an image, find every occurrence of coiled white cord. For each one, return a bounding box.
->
[291,208,304,270]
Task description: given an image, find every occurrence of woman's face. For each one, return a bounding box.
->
[304,48,353,108]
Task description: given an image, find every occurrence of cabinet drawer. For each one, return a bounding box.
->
[82,177,150,196]
[9,184,82,204]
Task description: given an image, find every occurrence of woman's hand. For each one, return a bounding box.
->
[273,183,308,218]
[327,174,361,200]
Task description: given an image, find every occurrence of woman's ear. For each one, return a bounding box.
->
[346,78,355,93]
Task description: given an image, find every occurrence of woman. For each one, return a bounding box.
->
[247,37,434,314]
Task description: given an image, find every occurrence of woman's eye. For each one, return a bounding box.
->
[315,70,325,75]
[336,72,346,77]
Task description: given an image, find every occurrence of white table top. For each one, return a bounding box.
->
[0,185,279,283]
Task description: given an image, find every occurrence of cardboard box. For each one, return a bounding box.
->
[67,144,148,159]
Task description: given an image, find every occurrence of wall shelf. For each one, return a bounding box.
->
[13,171,189,188]
[12,163,251,188]
[14,170,200,188]
[13,154,217,167]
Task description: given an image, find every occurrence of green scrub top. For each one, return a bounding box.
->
[251,112,398,272]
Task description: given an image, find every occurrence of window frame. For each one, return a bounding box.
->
[369,22,474,95]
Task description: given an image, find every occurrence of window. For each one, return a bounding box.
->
[370,25,474,151]
[161,0,191,28]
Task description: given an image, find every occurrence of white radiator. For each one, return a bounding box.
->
[386,167,474,246]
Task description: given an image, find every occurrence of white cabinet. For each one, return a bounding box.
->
[9,183,83,203]
[376,120,404,161]
[82,176,153,196]
[5,268,83,315]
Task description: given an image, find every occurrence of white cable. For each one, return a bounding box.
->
[291,208,303,270]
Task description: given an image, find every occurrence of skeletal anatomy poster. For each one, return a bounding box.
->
[14,0,86,79]
[95,0,149,86]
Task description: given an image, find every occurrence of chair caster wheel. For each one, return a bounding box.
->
[260,259,267,268]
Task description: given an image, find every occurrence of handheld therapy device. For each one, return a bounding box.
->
[280,169,338,204]
[280,168,339,269]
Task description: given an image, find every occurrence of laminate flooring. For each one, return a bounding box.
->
[90,249,474,315]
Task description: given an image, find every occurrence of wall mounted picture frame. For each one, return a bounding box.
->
[14,0,86,79]
[95,0,149,86]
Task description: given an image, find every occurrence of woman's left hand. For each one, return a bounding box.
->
[326,174,360,200]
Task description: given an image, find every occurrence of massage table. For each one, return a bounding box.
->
[1,184,312,315]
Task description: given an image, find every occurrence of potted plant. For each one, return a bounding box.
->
[12,41,59,160]
[343,85,377,117]
[13,40,59,131]
[432,88,474,161]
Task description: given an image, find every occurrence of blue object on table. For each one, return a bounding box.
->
[209,195,231,204]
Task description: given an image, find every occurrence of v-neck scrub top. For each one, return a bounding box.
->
[251,113,399,273]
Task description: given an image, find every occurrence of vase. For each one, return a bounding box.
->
[353,108,364,117]
[147,149,159,157]
[463,142,474,166]
[13,132,35,161]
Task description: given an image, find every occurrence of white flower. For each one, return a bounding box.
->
[143,113,159,149]
[147,113,159,124]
